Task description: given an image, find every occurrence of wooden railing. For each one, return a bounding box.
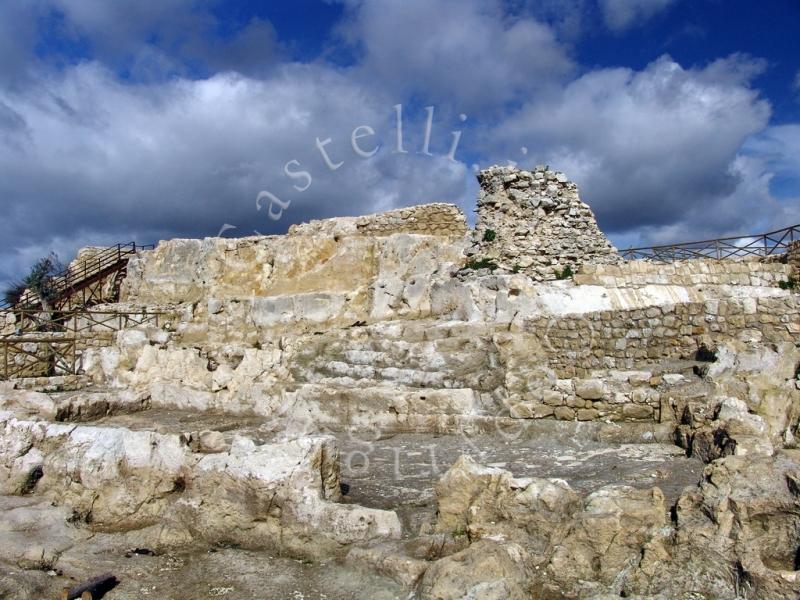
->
[621,224,799,262]
[1,242,154,310]
[1,336,78,379]
[0,309,163,380]
[2,309,162,336]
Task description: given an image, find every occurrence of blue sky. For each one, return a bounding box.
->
[1,0,799,286]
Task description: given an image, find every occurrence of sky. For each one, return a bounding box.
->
[1,0,799,287]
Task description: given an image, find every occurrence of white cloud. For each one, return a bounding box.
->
[489,54,774,241]
[0,62,472,286]
[745,124,800,177]
[337,0,573,111]
[599,0,676,31]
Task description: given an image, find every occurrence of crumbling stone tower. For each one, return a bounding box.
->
[471,165,621,280]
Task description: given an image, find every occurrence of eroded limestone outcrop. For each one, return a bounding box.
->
[0,410,400,559]
[420,452,800,600]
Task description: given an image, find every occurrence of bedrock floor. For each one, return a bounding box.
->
[2,406,703,599]
[88,408,704,540]
[335,429,703,535]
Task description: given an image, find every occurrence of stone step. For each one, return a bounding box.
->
[293,335,498,387]
[282,383,507,435]
[294,359,501,391]
[310,363,450,388]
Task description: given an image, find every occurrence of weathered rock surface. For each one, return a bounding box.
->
[0,413,400,559]
[420,452,800,600]
[1,165,799,598]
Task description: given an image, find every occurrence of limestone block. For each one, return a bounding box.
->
[575,379,606,400]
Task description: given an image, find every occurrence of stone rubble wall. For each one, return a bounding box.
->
[789,240,800,277]
[506,339,799,428]
[574,259,793,288]
[775,239,800,280]
[288,203,468,238]
[506,369,664,423]
[471,165,621,280]
[523,295,799,378]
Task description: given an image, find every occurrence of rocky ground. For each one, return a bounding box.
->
[1,320,798,600]
[0,403,704,600]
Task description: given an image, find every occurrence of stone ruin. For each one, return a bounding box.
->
[471,165,621,279]
[0,166,799,599]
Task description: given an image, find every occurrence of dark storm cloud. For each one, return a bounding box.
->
[0,62,471,286]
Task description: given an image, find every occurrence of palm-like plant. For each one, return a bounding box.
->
[22,253,64,312]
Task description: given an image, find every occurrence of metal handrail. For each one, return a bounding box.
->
[621,224,799,262]
[1,242,154,310]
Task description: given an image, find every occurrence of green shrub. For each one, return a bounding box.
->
[24,253,63,305]
[4,253,64,309]
[779,276,797,291]
[2,281,27,306]
[464,258,498,271]
[452,526,468,538]
[482,229,496,242]
[554,265,574,280]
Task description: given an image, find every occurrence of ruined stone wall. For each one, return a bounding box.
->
[122,215,467,309]
[471,165,620,280]
[574,259,793,288]
[786,240,800,280]
[288,203,468,238]
[524,295,799,378]
[507,370,663,423]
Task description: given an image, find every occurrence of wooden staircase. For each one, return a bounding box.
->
[1,242,154,311]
